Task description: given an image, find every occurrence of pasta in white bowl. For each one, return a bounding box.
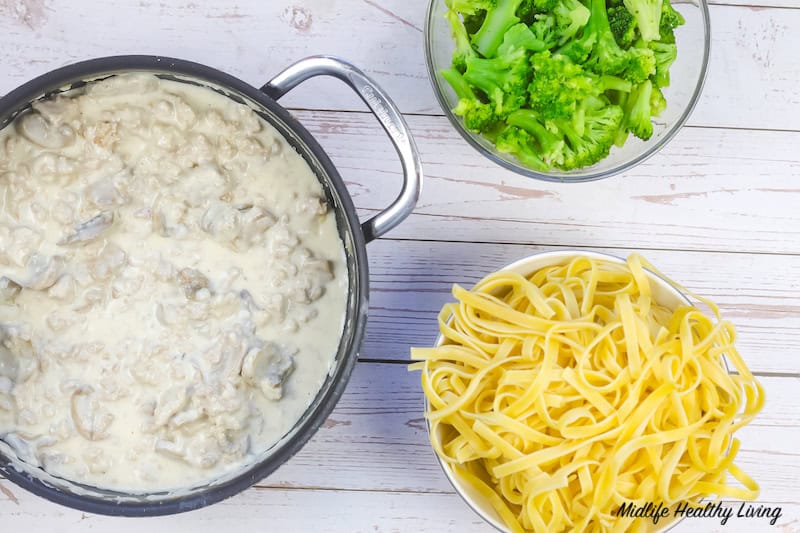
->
[411,251,763,533]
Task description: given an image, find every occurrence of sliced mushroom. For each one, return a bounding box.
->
[16,111,76,149]
[58,211,114,246]
[178,268,210,300]
[240,343,295,401]
[33,96,80,124]
[0,277,21,303]
[25,254,65,290]
[70,388,114,441]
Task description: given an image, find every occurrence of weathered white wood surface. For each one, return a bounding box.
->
[0,2,798,131]
[0,487,797,533]
[0,0,798,531]
[361,241,800,374]
[296,111,800,255]
[1,364,799,531]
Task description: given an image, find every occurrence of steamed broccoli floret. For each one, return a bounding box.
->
[624,79,654,140]
[442,68,500,131]
[659,0,685,42]
[608,5,637,48]
[527,51,595,120]
[529,13,560,49]
[559,0,655,82]
[587,0,655,79]
[455,98,501,130]
[553,0,591,44]
[516,0,541,24]
[464,45,532,116]
[506,110,567,165]
[507,103,623,169]
[447,0,496,14]
[446,9,478,72]
[649,40,677,87]
[622,0,663,42]
[495,126,550,170]
[442,0,679,172]
[622,46,656,83]
[650,84,667,116]
[463,11,488,33]
[556,24,596,63]
[442,66,478,100]
[471,0,525,57]
[599,74,632,92]
[554,101,624,167]
[614,94,630,145]
[497,23,548,55]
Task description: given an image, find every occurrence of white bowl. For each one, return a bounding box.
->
[425,250,692,532]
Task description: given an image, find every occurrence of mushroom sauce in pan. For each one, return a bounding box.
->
[0,74,347,491]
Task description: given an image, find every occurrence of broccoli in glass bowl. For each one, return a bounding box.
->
[425,0,710,181]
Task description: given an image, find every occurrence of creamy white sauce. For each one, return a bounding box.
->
[0,74,347,491]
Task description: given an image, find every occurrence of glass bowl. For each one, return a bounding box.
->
[424,0,711,182]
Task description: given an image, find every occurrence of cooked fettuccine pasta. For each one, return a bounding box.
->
[411,254,764,533]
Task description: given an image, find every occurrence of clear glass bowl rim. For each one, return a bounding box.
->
[423,0,712,183]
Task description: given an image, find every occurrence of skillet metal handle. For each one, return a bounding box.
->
[261,56,422,243]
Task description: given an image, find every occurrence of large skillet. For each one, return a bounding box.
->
[0,55,422,516]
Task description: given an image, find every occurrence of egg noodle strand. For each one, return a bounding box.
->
[411,255,764,533]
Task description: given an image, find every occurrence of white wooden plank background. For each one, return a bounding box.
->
[1,0,798,532]
[361,241,800,374]
[298,111,800,254]
[2,366,799,527]
[2,2,799,129]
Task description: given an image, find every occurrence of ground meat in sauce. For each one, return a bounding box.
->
[0,74,347,491]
